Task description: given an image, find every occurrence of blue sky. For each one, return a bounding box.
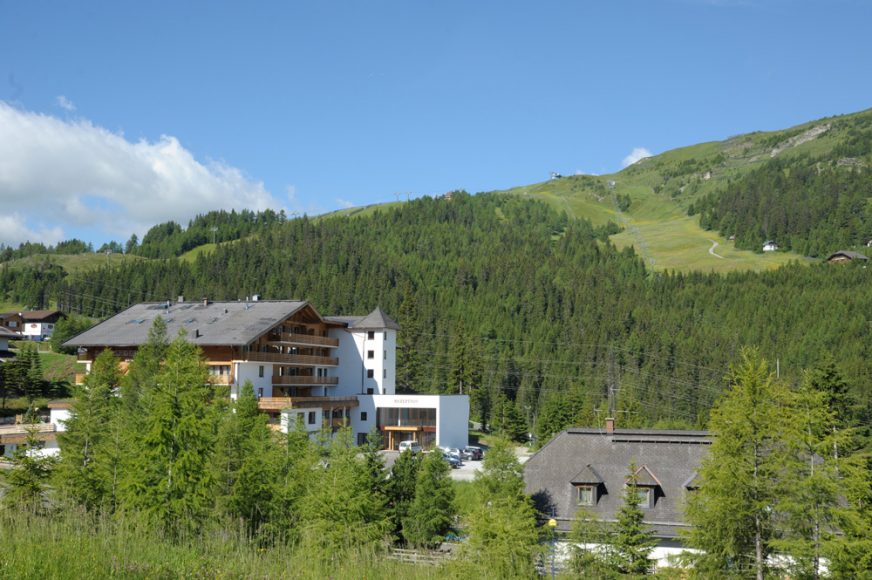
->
[1,0,871,246]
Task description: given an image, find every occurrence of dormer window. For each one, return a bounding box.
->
[570,464,603,507]
[576,485,596,506]
[627,465,662,509]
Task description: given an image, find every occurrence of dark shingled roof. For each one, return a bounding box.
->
[64,301,310,348]
[21,310,64,322]
[524,427,711,539]
[826,250,869,262]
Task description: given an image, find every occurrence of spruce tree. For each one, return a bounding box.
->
[607,462,656,575]
[686,348,791,580]
[386,448,420,538]
[56,348,120,510]
[403,449,455,547]
[212,381,279,537]
[119,330,215,537]
[299,428,389,559]
[460,437,541,577]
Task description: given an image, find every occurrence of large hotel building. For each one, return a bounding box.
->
[63,299,468,450]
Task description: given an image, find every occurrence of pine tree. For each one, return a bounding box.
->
[607,462,656,575]
[119,330,215,537]
[568,507,613,577]
[686,348,791,580]
[298,428,389,559]
[460,437,541,577]
[56,348,120,510]
[212,381,279,537]
[403,449,455,547]
[386,448,420,538]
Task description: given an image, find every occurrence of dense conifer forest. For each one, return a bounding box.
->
[2,192,871,435]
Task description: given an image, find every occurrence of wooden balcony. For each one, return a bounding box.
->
[0,422,56,444]
[272,375,339,386]
[209,375,233,385]
[268,332,339,348]
[74,373,86,385]
[257,396,359,412]
[247,352,338,367]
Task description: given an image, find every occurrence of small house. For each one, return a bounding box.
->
[763,240,779,252]
[826,250,869,264]
[20,310,65,341]
[524,420,710,567]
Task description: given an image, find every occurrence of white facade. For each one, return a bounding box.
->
[357,394,469,450]
[22,321,55,340]
[330,327,396,397]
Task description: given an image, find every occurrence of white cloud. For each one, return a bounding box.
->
[575,169,598,176]
[336,198,355,209]
[0,102,281,245]
[0,213,65,247]
[56,95,76,112]
[622,147,653,168]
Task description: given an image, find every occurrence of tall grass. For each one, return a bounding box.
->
[0,509,459,579]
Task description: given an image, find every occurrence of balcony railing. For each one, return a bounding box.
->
[257,396,359,411]
[268,332,339,348]
[272,375,339,386]
[209,375,233,385]
[246,352,338,367]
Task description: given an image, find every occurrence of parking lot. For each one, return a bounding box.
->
[380,448,530,482]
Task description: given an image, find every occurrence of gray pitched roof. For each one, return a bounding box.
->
[334,307,400,331]
[64,300,310,348]
[0,327,19,339]
[826,250,869,261]
[524,428,711,539]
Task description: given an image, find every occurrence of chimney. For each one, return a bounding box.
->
[252,294,260,302]
[194,329,201,338]
[605,417,615,434]
[202,297,209,306]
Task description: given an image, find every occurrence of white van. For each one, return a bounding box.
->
[398,440,422,454]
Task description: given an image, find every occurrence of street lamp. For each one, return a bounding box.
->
[547,517,558,579]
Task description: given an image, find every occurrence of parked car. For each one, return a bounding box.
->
[442,452,462,468]
[398,440,422,454]
[462,446,483,461]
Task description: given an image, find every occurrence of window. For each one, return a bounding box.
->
[357,433,368,446]
[367,388,374,395]
[383,369,387,378]
[258,365,264,378]
[308,411,316,425]
[384,350,387,359]
[384,331,387,340]
[367,369,374,379]
[208,365,231,376]
[635,488,652,509]
[367,331,375,340]
[257,387,264,398]
[576,485,595,506]
[361,412,368,421]
[367,350,374,359]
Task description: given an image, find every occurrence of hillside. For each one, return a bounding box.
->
[2,192,871,438]
[497,107,872,272]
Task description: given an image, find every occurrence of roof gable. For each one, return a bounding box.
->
[570,464,603,485]
[349,307,400,330]
[629,464,662,487]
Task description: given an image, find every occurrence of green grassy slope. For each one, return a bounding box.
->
[4,252,144,275]
[493,108,872,273]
